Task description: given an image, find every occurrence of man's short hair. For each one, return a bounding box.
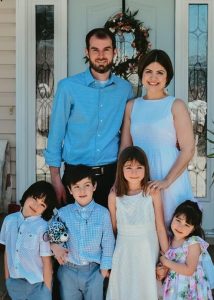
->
[85,27,116,50]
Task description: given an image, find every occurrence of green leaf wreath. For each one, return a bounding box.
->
[104,8,151,80]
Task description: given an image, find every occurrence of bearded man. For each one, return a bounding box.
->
[45,28,133,207]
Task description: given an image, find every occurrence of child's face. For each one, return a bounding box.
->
[68,177,96,207]
[123,160,145,185]
[22,196,47,218]
[171,214,194,240]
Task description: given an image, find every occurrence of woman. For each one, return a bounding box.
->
[120,49,195,226]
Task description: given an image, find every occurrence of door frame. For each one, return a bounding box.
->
[16,0,67,200]
[175,0,214,233]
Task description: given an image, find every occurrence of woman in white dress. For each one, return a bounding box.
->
[120,49,195,226]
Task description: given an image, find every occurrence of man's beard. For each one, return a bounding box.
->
[89,59,113,74]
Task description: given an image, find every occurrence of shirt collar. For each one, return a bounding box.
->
[74,199,95,212]
[18,211,42,222]
[85,68,115,87]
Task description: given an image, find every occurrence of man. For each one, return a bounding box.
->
[45,28,133,207]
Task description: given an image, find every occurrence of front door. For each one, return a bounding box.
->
[175,0,214,233]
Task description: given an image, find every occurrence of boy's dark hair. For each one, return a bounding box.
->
[170,200,204,239]
[85,27,116,50]
[66,165,96,187]
[138,49,174,87]
[20,181,57,221]
[115,146,150,197]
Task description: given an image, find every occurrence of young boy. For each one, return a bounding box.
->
[0,181,57,300]
[51,165,115,300]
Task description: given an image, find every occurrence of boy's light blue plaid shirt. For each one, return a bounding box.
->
[56,200,115,270]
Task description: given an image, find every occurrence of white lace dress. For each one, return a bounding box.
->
[106,192,159,300]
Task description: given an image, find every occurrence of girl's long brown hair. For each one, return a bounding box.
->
[115,146,150,197]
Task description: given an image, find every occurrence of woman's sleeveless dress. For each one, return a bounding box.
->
[106,193,159,300]
[130,96,194,226]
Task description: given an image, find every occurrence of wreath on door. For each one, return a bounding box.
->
[104,8,151,83]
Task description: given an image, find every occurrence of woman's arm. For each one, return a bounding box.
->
[160,243,201,276]
[149,99,195,191]
[41,256,53,290]
[4,251,9,279]
[151,190,169,253]
[119,100,134,153]
[108,191,117,235]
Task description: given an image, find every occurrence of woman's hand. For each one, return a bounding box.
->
[147,179,170,193]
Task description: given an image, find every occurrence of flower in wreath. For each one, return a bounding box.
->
[104,8,151,82]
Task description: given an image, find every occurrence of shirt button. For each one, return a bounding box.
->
[97,134,100,137]
[100,120,103,123]
[100,104,103,107]
[97,149,100,152]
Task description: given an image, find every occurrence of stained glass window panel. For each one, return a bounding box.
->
[188,4,208,197]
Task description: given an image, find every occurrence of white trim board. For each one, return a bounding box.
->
[16,0,67,200]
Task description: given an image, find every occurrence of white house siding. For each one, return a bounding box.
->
[0,0,16,201]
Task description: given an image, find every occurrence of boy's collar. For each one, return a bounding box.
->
[19,210,41,221]
[74,199,95,211]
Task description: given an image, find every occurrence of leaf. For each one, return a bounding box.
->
[207,138,214,144]
[132,10,139,17]
[207,129,214,135]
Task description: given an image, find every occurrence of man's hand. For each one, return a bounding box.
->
[100,269,110,278]
[53,178,67,205]
[50,167,67,205]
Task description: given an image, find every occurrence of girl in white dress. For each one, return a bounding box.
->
[106,146,168,300]
[120,49,195,227]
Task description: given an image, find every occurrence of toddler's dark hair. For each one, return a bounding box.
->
[170,200,204,239]
[20,181,57,221]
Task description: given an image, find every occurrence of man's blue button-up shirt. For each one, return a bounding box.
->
[45,68,133,167]
[56,200,115,269]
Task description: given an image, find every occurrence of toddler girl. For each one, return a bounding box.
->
[159,200,213,300]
